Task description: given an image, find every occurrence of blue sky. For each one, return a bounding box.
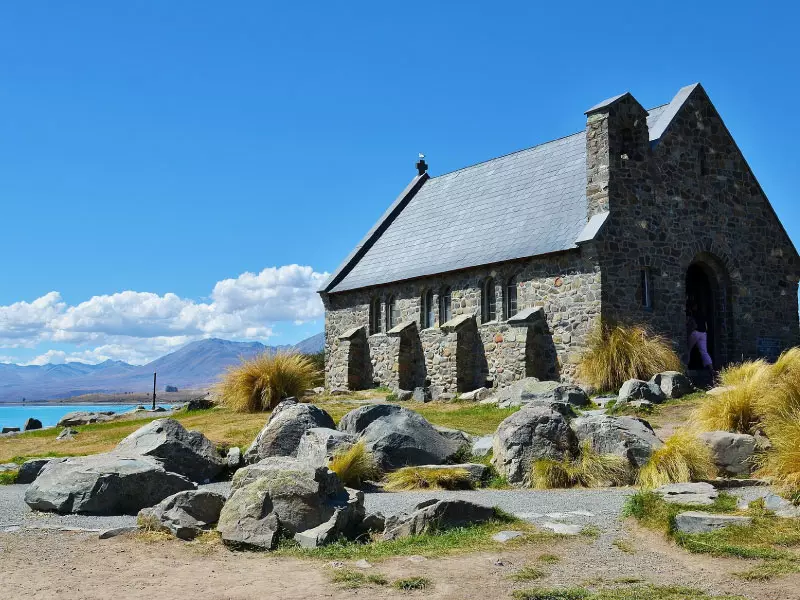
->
[1,1,798,365]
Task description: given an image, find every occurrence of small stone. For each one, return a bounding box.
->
[99,526,138,539]
[655,482,718,506]
[471,435,494,458]
[396,390,413,401]
[56,428,78,441]
[492,530,524,543]
[406,555,427,563]
[538,522,583,535]
[353,559,372,569]
[328,561,345,569]
[674,511,752,534]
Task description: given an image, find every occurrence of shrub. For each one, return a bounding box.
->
[694,383,760,434]
[576,322,682,393]
[532,442,630,489]
[718,359,772,387]
[328,441,380,487]
[214,351,321,412]
[758,363,800,426]
[384,466,474,491]
[756,415,800,503]
[637,429,716,488]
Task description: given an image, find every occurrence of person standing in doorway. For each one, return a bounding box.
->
[687,299,716,380]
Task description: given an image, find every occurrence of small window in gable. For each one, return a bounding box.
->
[641,269,653,310]
[697,147,707,176]
[482,277,497,323]
[369,298,381,334]
[421,289,434,329]
[439,286,452,324]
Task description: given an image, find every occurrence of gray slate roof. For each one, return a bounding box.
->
[325,87,694,294]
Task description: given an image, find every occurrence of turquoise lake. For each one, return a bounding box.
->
[0,404,156,430]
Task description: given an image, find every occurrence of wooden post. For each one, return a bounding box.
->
[152,372,157,411]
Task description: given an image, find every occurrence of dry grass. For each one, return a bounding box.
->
[328,441,380,487]
[637,429,716,488]
[384,466,474,491]
[756,415,800,502]
[214,351,321,413]
[576,322,682,393]
[531,442,630,489]
[695,383,760,434]
[718,359,772,387]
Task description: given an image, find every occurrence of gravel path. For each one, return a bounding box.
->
[0,482,633,534]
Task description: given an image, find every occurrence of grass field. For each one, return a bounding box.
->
[0,392,517,464]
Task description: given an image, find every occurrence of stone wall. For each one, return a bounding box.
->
[587,87,800,365]
[322,252,602,390]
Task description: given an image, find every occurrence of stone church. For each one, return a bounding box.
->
[319,83,799,396]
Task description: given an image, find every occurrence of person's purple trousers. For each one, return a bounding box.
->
[689,330,713,367]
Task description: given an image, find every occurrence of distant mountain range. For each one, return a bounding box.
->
[0,333,324,402]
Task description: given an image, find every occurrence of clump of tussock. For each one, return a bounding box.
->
[328,441,381,488]
[695,383,760,434]
[384,466,474,491]
[531,442,630,489]
[576,322,682,393]
[718,359,772,387]
[637,429,716,488]
[214,352,320,412]
[756,416,800,503]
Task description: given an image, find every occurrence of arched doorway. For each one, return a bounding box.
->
[685,256,729,369]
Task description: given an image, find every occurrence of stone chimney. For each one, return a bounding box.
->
[584,92,649,219]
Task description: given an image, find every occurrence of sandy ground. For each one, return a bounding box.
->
[2,523,799,600]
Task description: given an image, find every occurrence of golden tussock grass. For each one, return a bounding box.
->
[576,322,682,393]
[637,429,716,488]
[384,466,474,491]
[756,414,800,503]
[695,382,761,434]
[531,442,630,489]
[328,441,381,487]
[214,351,321,413]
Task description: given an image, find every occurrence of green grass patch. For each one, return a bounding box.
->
[537,553,560,564]
[0,470,18,484]
[329,568,388,589]
[611,538,635,554]
[735,560,800,581]
[512,585,747,600]
[413,403,519,435]
[510,566,547,581]
[393,576,431,591]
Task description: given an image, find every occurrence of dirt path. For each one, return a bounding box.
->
[2,523,799,600]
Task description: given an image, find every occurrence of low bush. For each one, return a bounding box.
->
[392,577,432,591]
[384,466,474,491]
[214,352,321,412]
[576,322,682,393]
[636,429,716,488]
[694,383,759,434]
[756,415,800,503]
[531,442,630,489]
[328,441,380,487]
[718,359,772,387]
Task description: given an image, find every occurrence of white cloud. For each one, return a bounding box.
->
[0,265,327,365]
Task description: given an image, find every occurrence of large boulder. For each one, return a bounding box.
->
[217,457,363,550]
[570,415,663,468]
[699,431,755,476]
[243,401,335,464]
[24,454,195,515]
[674,511,752,534]
[340,405,460,470]
[138,490,226,540]
[115,418,225,483]
[649,372,693,399]
[383,499,495,540]
[295,427,357,467]
[492,406,578,485]
[23,418,42,431]
[16,458,59,484]
[57,411,115,427]
[618,379,666,405]
[498,378,589,409]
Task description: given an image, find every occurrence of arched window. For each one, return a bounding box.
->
[482,277,496,323]
[369,298,381,335]
[505,276,518,319]
[386,295,398,331]
[421,289,434,329]
[439,286,451,324]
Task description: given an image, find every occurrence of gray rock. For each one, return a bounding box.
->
[359,512,386,534]
[655,482,718,506]
[16,458,58,484]
[498,378,589,409]
[56,427,78,441]
[592,396,618,409]
[353,559,373,569]
[23,418,42,431]
[460,387,490,402]
[217,457,362,550]
[1,427,20,434]
[0,462,17,472]
[294,488,364,548]
[24,454,195,515]
[413,387,432,403]
[396,390,413,401]
[115,418,225,483]
[471,435,494,458]
[761,493,800,518]
[433,426,474,450]
[57,411,115,427]
[674,511,752,534]
[138,489,226,540]
[338,404,402,435]
[243,401,335,464]
[295,427,357,467]
[699,431,755,476]
[225,447,242,469]
[618,379,666,404]
[649,372,693,399]
[492,406,577,485]
[99,526,138,539]
[382,499,495,540]
[356,407,461,470]
[753,429,772,452]
[538,522,583,535]
[570,415,662,468]
[492,530,524,542]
